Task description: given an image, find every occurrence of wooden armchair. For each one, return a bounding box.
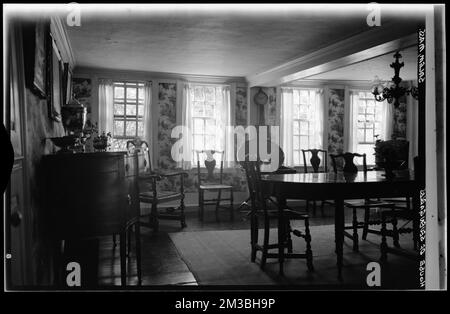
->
[129,139,188,231]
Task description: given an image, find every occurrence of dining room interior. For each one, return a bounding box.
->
[4,4,446,290]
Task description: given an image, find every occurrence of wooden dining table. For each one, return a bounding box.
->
[260,170,419,279]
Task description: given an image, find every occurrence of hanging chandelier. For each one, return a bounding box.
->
[371,51,418,108]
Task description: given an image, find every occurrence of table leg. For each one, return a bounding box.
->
[277,196,287,276]
[335,199,344,280]
[120,232,127,286]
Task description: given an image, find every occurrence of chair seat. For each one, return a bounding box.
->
[255,208,309,220]
[199,184,233,190]
[344,199,394,208]
[139,191,183,203]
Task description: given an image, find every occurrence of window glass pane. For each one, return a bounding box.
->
[365,128,374,143]
[138,88,144,100]
[114,104,124,115]
[366,107,375,115]
[293,136,300,150]
[205,103,214,117]
[126,87,136,100]
[358,114,366,122]
[193,102,204,116]
[300,121,309,135]
[293,151,300,165]
[292,90,300,106]
[366,114,374,122]
[126,105,137,116]
[114,86,124,99]
[359,92,366,98]
[193,118,204,133]
[374,122,381,131]
[138,105,144,117]
[205,119,216,135]
[193,135,204,150]
[366,100,375,107]
[357,129,365,142]
[358,105,366,114]
[137,121,144,136]
[205,135,215,149]
[125,121,137,136]
[300,136,309,149]
[114,120,124,137]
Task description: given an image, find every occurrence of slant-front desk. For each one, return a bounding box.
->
[43,151,143,286]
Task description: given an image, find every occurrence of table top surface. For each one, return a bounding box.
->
[261,170,415,184]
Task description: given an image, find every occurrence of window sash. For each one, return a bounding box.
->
[112,81,145,139]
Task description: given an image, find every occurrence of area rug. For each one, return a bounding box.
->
[169,224,418,288]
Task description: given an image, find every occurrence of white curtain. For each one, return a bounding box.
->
[98,78,114,134]
[380,99,393,141]
[180,83,193,170]
[218,86,234,168]
[143,81,153,166]
[346,91,360,153]
[311,89,324,149]
[280,87,294,166]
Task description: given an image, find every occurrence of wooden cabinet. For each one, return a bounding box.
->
[43,152,134,239]
[43,151,141,286]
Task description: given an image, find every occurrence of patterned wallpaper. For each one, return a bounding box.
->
[393,97,407,139]
[327,88,345,155]
[235,86,248,126]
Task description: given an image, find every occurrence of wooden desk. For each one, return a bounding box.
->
[260,170,419,278]
[43,151,141,286]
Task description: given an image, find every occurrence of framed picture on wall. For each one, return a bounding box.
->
[62,62,73,105]
[23,19,51,99]
[47,38,63,122]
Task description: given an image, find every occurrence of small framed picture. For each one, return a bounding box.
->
[23,19,51,99]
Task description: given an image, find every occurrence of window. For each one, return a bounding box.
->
[354,91,384,165]
[112,81,145,140]
[190,84,225,166]
[281,88,324,167]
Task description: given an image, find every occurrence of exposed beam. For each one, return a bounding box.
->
[246,22,418,87]
[50,16,76,68]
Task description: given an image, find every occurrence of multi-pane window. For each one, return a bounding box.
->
[190,84,224,166]
[112,81,145,139]
[355,91,383,165]
[292,89,319,165]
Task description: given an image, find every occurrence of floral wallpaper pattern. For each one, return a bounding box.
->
[235,86,248,126]
[264,87,277,126]
[392,97,407,139]
[328,88,345,155]
[328,88,345,169]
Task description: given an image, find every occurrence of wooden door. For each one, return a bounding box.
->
[5,23,31,288]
